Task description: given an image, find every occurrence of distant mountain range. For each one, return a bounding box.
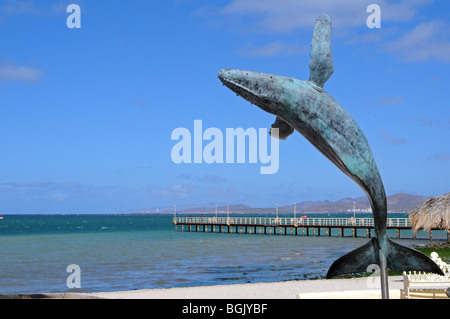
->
[151,193,431,215]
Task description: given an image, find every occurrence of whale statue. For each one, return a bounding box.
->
[218,14,444,299]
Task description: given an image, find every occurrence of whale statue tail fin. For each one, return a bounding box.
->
[309,14,334,88]
[326,237,444,278]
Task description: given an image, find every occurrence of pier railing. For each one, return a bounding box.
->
[173,216,411,228]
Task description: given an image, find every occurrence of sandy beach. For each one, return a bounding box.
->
[86,276,405,299]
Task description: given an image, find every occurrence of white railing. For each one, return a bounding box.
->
[173,216,411,228]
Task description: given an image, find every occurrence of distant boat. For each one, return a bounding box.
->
[0,215,3,220]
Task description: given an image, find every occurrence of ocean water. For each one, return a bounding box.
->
[0,213,446,295]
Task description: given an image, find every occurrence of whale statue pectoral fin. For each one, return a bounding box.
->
[269,117,294,140]
[326,237,445,278]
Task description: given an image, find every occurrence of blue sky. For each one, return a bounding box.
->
[0,0,448,214]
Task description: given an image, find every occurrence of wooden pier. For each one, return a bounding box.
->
[173,216,445,240]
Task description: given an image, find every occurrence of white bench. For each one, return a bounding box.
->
[403,252,450,299]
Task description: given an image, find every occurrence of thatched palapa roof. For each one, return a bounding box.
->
[409,192,450,232]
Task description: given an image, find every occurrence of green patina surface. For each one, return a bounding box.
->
[218,14,445,289]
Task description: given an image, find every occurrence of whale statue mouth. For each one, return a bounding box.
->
[218,69,272,111]
[217,69,252,96]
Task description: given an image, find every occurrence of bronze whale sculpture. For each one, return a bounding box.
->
[218,14,443,298]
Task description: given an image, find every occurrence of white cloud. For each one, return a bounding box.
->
[199,174,226,184]
[378,96,404,105]
[0,0,71,19]
[427,153,450,161]
[385,20,450,63]
[379,131,409,146]
[237,40,308,57]
[0,0,39,15]
[146,183,200,199]
[0,180,133,200]
[128,99,148,109]
[220,0,432,33]
[176,174,227,183]
[204,0,441,61]
[0,0,72,15]
[222,0,363,32]
[380,0,434,22]
[0,63,44,84]
[0,180,140,213]
[412,117,441,128]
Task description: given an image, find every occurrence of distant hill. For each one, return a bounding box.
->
[181,204,251,213]
[167,193,431,215]
[386,193,431,212]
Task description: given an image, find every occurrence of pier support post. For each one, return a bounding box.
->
[172,217,421,242]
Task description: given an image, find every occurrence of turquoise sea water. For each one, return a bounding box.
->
[0,213,446,295]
